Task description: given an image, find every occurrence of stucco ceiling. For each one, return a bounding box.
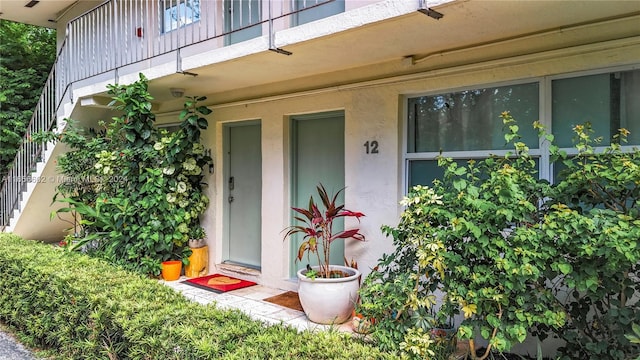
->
[0,0,79,28]
[147,0,640,106]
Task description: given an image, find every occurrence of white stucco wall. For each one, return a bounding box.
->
[191,38,640,291]
[8,142,74,242]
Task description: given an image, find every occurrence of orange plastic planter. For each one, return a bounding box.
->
[161,260,182,281]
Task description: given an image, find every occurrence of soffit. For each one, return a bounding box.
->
[0,0,80,28]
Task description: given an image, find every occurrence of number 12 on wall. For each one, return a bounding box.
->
[364,140,379,154]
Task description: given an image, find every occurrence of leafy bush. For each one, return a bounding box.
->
[359,113,565,359]
[539,124,640,359]
[0,233,391,359]
[358,112,640,359]
[33,74,211,275]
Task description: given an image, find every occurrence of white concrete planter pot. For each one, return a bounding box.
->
[188,238,206,249]
[297,265,361,324]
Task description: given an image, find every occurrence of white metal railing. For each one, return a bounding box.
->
[61,0,338,101]
[0,0,339,230]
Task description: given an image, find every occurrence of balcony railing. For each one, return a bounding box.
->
[0,0,339,230]
[59,0,340,102]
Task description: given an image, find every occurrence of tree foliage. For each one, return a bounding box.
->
[0,20,56,180]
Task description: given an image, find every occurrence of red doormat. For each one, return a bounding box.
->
[183,274,257,293]
[263,291,304,312]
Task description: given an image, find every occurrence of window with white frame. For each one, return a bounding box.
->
[161,0,201,33]
[552,70,640,147]
[405,67,640,189]
[406,82,540,187]
[551,69,640,180]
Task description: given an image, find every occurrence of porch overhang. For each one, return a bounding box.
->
[0,0,81,28]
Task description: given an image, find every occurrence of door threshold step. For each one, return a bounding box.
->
[218,263,261,277]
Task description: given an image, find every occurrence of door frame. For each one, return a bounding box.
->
[288,110,345,277]
[222,119,262,268]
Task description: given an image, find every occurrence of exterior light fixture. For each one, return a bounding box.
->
[25,1,40,8]
[418,0,443,20]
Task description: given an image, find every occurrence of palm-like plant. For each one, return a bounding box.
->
[283,183,365,278]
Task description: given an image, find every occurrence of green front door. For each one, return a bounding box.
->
[290,112,345,276]
[225,122,262,269]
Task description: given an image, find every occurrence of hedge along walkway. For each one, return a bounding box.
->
[0,233,393,360]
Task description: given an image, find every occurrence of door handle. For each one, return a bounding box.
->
[228,195,234,203]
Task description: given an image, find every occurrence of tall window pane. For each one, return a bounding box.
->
[552,69,640,147]
[552,74,611,147]
[407,83,539,153]
[620,70,640,144]
[409,159,463,188]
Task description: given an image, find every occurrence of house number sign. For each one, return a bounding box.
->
[364,140,379,154]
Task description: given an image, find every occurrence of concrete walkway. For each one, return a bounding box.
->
[161,277,355,333]
[0,329,35,360]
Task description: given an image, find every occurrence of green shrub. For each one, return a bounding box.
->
[359,113,640,360]
[0,233,392,359]
[539,124,640,359]
[32,74,212,275]
[359,113,564,359]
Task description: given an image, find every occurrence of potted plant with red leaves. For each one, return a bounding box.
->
[283,183,365,324]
